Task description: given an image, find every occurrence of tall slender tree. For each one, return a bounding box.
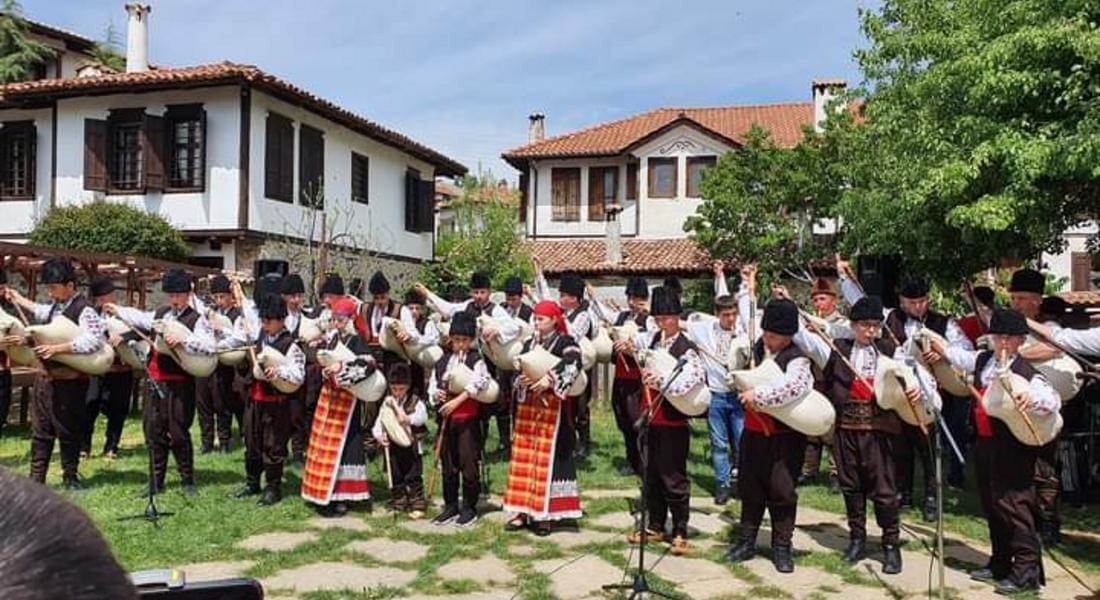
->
[0,0,56,83]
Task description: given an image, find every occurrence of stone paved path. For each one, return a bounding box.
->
[236,531,318,552]
[262,562,416,594]
[437,556,516,587]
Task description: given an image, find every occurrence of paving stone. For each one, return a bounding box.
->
[262,562,415,593]
[178,560,255,582]
[401,518,464,536]
[744,560,851,598]
[345,538,429,563]
[306,515,371,532]
[591,511,635,530]
[534,555,623,600]
[437,556,515,587]
[400,593,512,600]
[583,488,636,500]
[852,548,997,598]
[689,510,733,537]
[548,527,621,549]
[620,550,739,585]
[236,531,318,552]
[507,543,539,557]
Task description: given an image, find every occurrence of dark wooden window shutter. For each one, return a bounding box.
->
[351,152,369,203]
[405,169,419,232]
[265,113,294,202]
[0,122,35,200]
[417,179,435,232]
[83,118,108,191]
[143,114,165,191]
[298,124,324,208]
[518,171,529,223]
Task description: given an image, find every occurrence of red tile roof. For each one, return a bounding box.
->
[526,238,710,276]
[0,61,467,176]
[1059,291,1100,307]
[502,103,813,167]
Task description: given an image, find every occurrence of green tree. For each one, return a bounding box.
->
[0,0,55,83]
[29,202,191,262]
[420,171,533,292]
[90,22,125,72]
[832,0,1100,281]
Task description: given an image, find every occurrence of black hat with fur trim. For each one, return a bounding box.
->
[368,271,390,295]
[988,308,1028,336]
[449,311,477,338]
[649,286,682,317]
[849,296,884,322]
[761,299,799,336]
[209,275,231,294]
[89,276,115,298]
[40,257,77,285]
[161,269,191,293]
[626,277,649,299]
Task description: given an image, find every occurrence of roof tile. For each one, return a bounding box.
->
[526,238,710,276]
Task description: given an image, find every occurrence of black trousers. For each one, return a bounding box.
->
[244,399,291,489]
[291,364,323,458]
[612,377,642,475]
[143,378,196,487]
[1034,440,1060,529]
[196,365,240,449]
[83,370,133,455]
[387,442,426,510]
[974,433,1044,587]
[738,430,806,547]
[834,428,900,546]
[30,375,89,482]
[480,369,513,451]
[896,422,935,501]
[941,393,970,485]
[0,368,12,437]
[646,424,690,537]
[442,417,481,511]
[574,368,594,444]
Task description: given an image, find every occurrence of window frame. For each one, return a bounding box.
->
[351,151,370,204]
[164,104,206,193]
[686,155,717,198]
[550,167,581,222]
[298,123,325,208]
[0,121,37,201]
[587,165,618,222]
[625,162,639,201]
[264,112,294,203]
[648,157,677,199]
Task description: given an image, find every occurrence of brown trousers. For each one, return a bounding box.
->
[442,417,481,511]
[801,431,837,479]
[646,424,690,537]
[30,375,89,482]
[386,442,425,510]
[834,428,900,545]
[1034,440,1060,528]
[737,430,806,547]
[244,398,291,489]
[973,433,1044,586]
[143,378,197,487]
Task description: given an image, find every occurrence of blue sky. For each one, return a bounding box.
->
[26,0,874,180]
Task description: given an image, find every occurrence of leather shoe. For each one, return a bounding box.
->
[61,476,85,491]
[724,539,756,563]
[231,483,261,499]
[258,487,282,506]
[882,545,902,574]
[842,538,866,563]
[970,567,996,583]
[714,486,731,506]
[771,544,794,573]
[994,578,1037,596]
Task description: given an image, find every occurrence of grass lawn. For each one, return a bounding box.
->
[2,397,1098,599]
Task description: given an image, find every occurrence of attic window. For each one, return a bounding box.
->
[648,157,676,198]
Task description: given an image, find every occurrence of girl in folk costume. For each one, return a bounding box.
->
[503,300,585,536]
[301,298,378,516]
[616,287,706,556]
[726,298,814,573]
[371,363,429,517]
[792,296,932,574]
[429,311,491,527]
[232,295,305,506]
[936,309,1059,595]
[4,258,107,489]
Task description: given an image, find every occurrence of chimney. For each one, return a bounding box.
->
[124,3,152,73]
[604,204,623,265]
[528,113,545,143]
[811,78,847,133]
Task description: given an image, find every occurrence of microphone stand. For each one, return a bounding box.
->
[906,356,964,600]
[118,341,175,527]
[604,355,688,600]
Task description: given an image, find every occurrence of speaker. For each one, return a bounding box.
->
[856,254,901,308]
[253,273,284,303]
[253,259,288,280]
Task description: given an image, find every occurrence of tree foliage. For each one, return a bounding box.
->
[420,172,532,292]
[90,22,125,72]
[29,202,190,262]
[0,0,55,83]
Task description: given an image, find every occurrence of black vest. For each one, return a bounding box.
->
[615,309,648,328]
[647,332,696,422]
[884,308,948,345]
[506,302,532,322]
[152,305,201,376]
[362,300,402,343]
[432,348,483,389]
[396,392,428,440]
[465,300,497,318]
[254,329,296,397]
[828,338,901,433]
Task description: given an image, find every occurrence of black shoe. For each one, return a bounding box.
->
[505,515,529,532]
[714,486,731,506]
[292,451,305,467]
[456,508,479,527]
[882,545,902,574]
[994,578,1037,596]
[724,539,756,563]
[433,505,460,525]
[842,538,866,564]
[333,502,349,516]
[258,487,282,506]
[617,465,636,477]
[200,444,215,455]
[970,567,996,583]
[231,483,261,499]
[796,473,815,487]
[922,496,937,522]
[61,475,85,491]
[180,482,197,497]
[898,492,913,508]
[772,544,794,573]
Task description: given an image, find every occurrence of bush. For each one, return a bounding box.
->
[29,202,190,262]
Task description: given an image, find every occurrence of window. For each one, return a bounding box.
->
[351,152,369,204]
[83,108,165,193]
[405,169,434,232]
[0,121,37,200]
[550,167,580,221]
[298,124,324,208]
[518,171,529,223]
[648,157,677,198]
[264,112,294,202]
[626,162,638,200]
[1071,252,1099,291]
[588,166,618,221]
[165,104,205,191]
[686,156,716,198]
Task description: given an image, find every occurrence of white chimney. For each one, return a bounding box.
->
[811,79,847,133]
[124,3,152,73]
[528,113,545,143]
[604,204,623,265]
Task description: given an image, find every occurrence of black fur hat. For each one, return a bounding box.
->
[899,276,929,299]
[988,308,1028,336]
[280,273,305,295]
[319,273,345,296]
[88,276,115,298]
[649,286,682,317]
[161,269,191,293]
[849,296,884,322]
[469,271,492,290]
[558,272,585,298]
[40,257,77,285]
[258,294,288,320]
[368,271,390,295]
[503,276,523,296]
[449,311,477,338]
[404,288,424,306]
[1009,268,1044,294]
[761,299,799,336]
[209,275,231,294]
[625,277,649,299]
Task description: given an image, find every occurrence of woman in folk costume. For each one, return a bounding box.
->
[300,297,378,516]
[503,300,585,536]
[936,308,1060,595]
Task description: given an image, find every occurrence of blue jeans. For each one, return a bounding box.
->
[708,391,743,489]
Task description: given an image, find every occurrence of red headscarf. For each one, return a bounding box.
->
[533,300,568,335]
[330,297,358,318]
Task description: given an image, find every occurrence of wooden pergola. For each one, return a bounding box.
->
[0,241,220,308]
